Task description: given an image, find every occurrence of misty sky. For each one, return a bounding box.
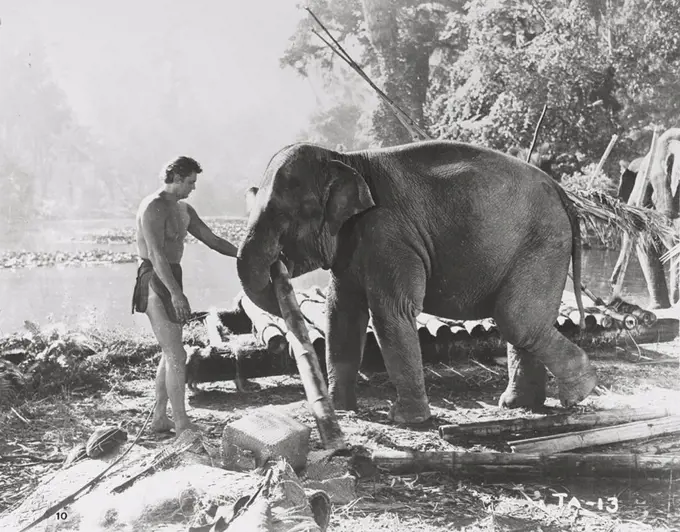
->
[0,0,324,206]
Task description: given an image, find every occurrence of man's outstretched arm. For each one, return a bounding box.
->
[186,204,238,257]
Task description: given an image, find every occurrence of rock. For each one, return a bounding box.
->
[222,407,311,472]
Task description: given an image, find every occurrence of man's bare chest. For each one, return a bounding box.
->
[165,203,190,243]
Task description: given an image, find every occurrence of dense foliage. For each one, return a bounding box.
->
[283,0,680,180]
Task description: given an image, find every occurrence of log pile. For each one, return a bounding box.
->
[187,285,678,383]
[421,406,680,480]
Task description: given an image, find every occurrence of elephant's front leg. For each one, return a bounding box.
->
[369,307,431,423]
[326,277,369,411]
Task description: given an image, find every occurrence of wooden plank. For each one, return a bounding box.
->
[509,415,680,454]
[438,406,677,440]
[371,449,680,478]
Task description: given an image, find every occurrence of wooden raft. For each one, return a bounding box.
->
[186,286,678,383]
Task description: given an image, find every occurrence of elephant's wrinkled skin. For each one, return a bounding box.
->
[614,128,680,308]
[237,141,597,423]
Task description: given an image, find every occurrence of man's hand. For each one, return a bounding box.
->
[171,292,191,322]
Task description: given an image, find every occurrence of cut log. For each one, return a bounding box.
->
[592,311,614,329]
[509,415,680,454]
[204,308,228,349]
[568,310,597,331]
[185,335,296,386]
[271,261,346,451]
[371,449,680,478]
[438,405,677,440]
[602,308,638,329]
[240,294,289,355]
[555,314,578,332]
[464,320,486,337]
[417,313,453,340]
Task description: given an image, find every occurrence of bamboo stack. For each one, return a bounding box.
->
[240,294,289,355]
[188,286,677,383]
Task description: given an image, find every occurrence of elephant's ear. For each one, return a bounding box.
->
[323,160,375,236]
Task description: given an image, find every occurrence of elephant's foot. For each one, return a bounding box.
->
[500,346,547,409]
[499,384,546,409]
[329,385,358,412]
[534,332,597,408]
[329,363,360,411]
[388,396,432,424]
[552,350,597,407]
[556,368,597,407]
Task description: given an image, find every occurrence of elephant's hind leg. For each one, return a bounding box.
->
[501,327,597,408]
[494,250,597,408]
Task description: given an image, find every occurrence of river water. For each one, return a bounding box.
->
[0,218,654,335]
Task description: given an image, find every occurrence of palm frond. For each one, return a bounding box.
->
[661,242,680,262]
[565,189,677,250]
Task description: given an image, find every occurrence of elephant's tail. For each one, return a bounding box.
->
[555,185,586,329]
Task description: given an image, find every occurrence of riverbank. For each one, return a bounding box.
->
[0,218,249,269]
[0,217,621,270]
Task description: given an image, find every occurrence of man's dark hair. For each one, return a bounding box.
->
[163,156,202,183]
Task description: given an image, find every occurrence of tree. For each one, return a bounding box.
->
[283,0,460,147]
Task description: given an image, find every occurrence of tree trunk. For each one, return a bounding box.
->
[361,0,432,146]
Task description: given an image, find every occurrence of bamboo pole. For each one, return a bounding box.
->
[611,127,659,295]
[438,405,677,440]
[240,295,289,355]
[371,449,680,478]
[307,8,430,142]
[587,134,619,188]
[509,415,680,455]
[526,103,548,164]
[270,261,346,451]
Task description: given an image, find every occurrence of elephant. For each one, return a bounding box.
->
[237,140,598,423]
[612,128,680,308]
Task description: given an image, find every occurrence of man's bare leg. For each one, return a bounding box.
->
[146,287,198,435]
[151,356,174,432]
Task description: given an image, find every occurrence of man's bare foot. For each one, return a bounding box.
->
[150,415,175,433]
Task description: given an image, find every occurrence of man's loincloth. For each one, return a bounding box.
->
[131,259,184,323]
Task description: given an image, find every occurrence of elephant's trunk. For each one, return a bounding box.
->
[237,225,284,317]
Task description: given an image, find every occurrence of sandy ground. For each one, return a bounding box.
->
[1,331,679,531]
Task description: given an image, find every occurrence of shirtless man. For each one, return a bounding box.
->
[132,156,238,434]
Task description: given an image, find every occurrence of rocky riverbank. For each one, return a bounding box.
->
[0,218,250,269]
